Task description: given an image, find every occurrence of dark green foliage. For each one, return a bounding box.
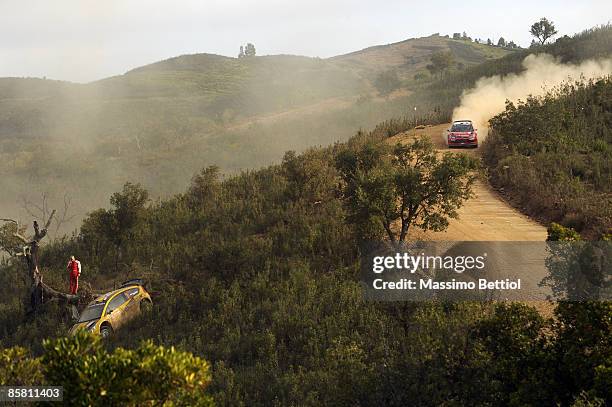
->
[374,70,401,96]
[335,136,477,242]
[1,332,214,406]
[80,182,149,271]
[483,78,612,237]
[426,51,454,77]
[548,223,583,242]
[1,25,611,403]
[473,303,553,405]
[466,302,611,405]
[552,302,612,405]
[0,114,610,404]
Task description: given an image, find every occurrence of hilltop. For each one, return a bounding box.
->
[333,34,510,82]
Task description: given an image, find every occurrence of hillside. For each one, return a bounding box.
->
[483,77,612,238]
[419,24,612,114]
[391,124,547,242]
[1,26,610,236]
[1,25,611,405]
[1,113,609,405]
[0,35,513,231]
[332,34,510,83]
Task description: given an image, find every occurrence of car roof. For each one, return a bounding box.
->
[452,120,472,124]
[92,285,141,304]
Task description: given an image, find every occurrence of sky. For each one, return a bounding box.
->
[1,0,610,82]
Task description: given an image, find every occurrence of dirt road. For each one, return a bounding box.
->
[387,124,553,305]
[389,123,547,241]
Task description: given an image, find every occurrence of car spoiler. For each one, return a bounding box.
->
[120,278,145,288]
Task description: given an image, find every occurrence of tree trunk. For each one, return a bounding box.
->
[2,212,83,313]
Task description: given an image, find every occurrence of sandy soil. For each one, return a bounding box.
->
[389,124,547,242]
[388,124,553,312]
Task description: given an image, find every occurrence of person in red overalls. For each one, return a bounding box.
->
[67,255,81,295]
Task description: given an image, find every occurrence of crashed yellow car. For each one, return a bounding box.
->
[70,279,152,338]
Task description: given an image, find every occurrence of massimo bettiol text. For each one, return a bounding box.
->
[360,241,611,301]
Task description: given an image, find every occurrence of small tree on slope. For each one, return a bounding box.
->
[335,136,478,244]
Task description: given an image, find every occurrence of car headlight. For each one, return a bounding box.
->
[450,136,456,141]
[86,320,98,332]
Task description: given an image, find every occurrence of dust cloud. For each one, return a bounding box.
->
[452,54,612,139]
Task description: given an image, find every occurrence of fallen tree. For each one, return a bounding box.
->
[1,212,87,314]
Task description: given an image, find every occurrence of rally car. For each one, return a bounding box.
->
[69,279,152,338]
[447,120,478,148]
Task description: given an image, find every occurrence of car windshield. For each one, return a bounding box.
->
[451,123,473,132]
[78,303,105,322]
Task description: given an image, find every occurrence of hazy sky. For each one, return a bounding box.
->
[1,0,610,82]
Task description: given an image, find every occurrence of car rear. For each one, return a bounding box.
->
[448,120,478,148]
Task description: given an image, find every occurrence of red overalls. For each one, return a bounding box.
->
[68,260,80,294]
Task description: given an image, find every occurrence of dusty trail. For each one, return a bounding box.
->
[389,124,551,307]
[389,123,547,241]
[225,89,411,131]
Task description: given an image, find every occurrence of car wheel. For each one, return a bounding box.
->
[100,324,113,338]
[140,300,152,313]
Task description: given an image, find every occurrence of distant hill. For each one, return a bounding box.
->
[332,34,511,82]
[0,33,516,230]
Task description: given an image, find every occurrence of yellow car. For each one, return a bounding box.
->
[70,279,152,338]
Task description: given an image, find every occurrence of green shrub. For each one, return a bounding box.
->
[42,331,214,406]
[484,78,612,237]
[548,222,582,241]
[0,347,43,386]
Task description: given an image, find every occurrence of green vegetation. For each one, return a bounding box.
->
[1,114,610,405]
[1,331,213,406]
[483,78,612,238]
[531,17,558,45]
[0,34,513,231]
[0,23,611,406]
[2,25,609,235]
[426,51,454,77]
[373,70,401,95]
[419,24,612,117]
[335,136,477,243]
[238,43,256,58]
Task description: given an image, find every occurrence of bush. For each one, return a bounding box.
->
[483,78,612,238]
[374,70,401,96]
[40,331,213,406]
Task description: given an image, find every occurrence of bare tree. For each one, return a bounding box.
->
[21,192,52,225]
[55,192,77,234]
[0,212,87,313]
[21,192,77,235]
